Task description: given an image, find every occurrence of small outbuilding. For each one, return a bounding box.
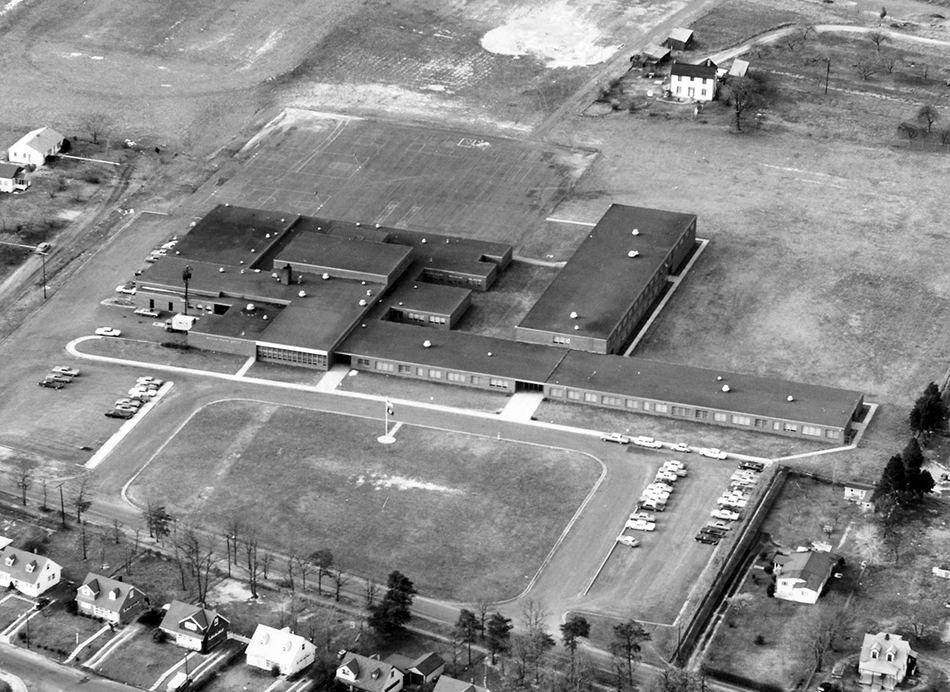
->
[641,44,672,64]
[0,163,29,193]
[844,481,877,512]
[728,59,750,77]
[8,127,66,168]
[664,28,695,51]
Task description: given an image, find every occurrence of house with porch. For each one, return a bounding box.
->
[159,601,230,653]
[384,651,445,685]
[246,624,316,676]
[336,652,404,692]
[0,546,61,597]
[859,632,916,689]
[0,163,29,193]
[76,573,148,624]
[772,551,842,604]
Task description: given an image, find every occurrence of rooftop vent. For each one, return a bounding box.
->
[716,376,723,381]
[421,238,427,244]
[190,222,196,227]
[487,352,493,357]
[722,384,731,393]
[632,228,640,235]
[247,304,256,312]
[356,222,361,226]
[375,223,380,228]
[574,325,580,331]
[262,315,268,320]
[423,340,432,348]
[366,290,372,296]
[322,273,330,280]
[299,291,306,298]
[787,395,795,402]
[628,250,640,258]
[250,248,255,253]
[359,299,367,306]
[218,267,224,273]
[265,233,271,239]
[570,311,578,319]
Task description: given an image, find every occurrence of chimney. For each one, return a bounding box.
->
[282,264,293,286]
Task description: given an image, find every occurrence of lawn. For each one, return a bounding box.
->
[25,604,113,661]
[0,594,34,631]
[126,401,600,600]
[336,369,508,413]
[93,628,195,689]
[77,337,248,374]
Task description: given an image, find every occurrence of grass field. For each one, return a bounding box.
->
[27,605,112,660]
[126,401,600,600]
[336,370,508,413]
[93,628,194,689]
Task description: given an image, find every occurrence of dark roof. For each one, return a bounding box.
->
[777,552,841,592]
[518,204,695,340]
[160,600,228,637]
[172,205,299,267]
[256,290,372,352]
[274,233,412,281]
[548,351,864,428]
[337,654,401,692]
[411,652,445,676]
[0,163,24,178]
[671,59,718,79]
[643,44,671,60]
[339,320,567,384]
[383,228,512,266]
[381,281,471,316]
[77,572,144,612]
[11,127,64,153]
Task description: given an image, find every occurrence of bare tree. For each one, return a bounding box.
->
[916,104,939,134]
[721,74,765,132]
[78,521,90,561]
[112,519,123,545]
[363,578,380,609]
[78,112,113,145]
[294,553,314,592]
[261,552,272,581]
[14,460,34,506]
[224,518,241,578]
[174,525,219,605]
[796,24,814,42]
[330,565,350,602]
[786,595,853,671]
[475,596,492,636]
[854,56,878,80]
[868,30,889,52]
[243,530,262,599]
[897,122,921,143]
[40,478,48,511]
[72,478,92,523]
[879,53,897,74]
[311,549,333,595]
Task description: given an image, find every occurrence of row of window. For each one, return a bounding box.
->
[395,310,447,325]
[675,86,709,97]
[360,359,511,390]
[258,346,327,367]
[547,387,840,438]
[423,269,485,288]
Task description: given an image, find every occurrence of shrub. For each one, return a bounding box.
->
[82,171,102,184]
[755,634,766,645]
[65,599,79,615]
[152,628,167,643]
[138,608,163,627]
[271,665,281,678]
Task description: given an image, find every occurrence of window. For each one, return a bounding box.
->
[754,418,768,428]
[416,367,426,377]
[784,423,799,433]
[672,406,688,416]
[447,372,466,383]
[802,426,822,436]
[472,376,487,386]
[604,396,623,406]
[654,403,668,413]
[428,316,446,324]
[773,421,782,431]
[675,86,682,95]
[731,415,751,426]
[408,311,425,322]
[257,346,327,368]
[184,621,198,631]
[626,399,641,409]
[398,364,411,375]
[701,89,707,96]
[584,393,598,403]
[567,390,581,400]
[642,402,651,411]
[356,358,370,367]
[553,335,570,345]
[428,369,442,379]
[826,429,840,439]
[713,412,727,422]
[695,409,708,419]
[550,387,564,398]
[375,362,395,372]
[489,378,508,389]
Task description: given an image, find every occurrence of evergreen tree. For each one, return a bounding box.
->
[486,612,513,664]
[876,454,906,498]
[909,382,947,434]
[902,438,924,471]
[368,571,416,637]
[455,609,479,666]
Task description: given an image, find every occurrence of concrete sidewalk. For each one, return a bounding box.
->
[499,391,544,421]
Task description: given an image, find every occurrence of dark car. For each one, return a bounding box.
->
[739,460,765,472]
[105,409,135,419]
[701,525,728,537]
[695,532,719,544]
[38,379,64,389]
[817,682,839,692]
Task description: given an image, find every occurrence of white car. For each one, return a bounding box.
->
[95,327,121,337]
[625,519,656,532]
[712,508,741,521]
[51,366,80,377]
[648,481,674,492]
[616,535,641,548]
[630,511,656,522]
[633,436,663,449]
[128,388,157,399]
[699,448,728,460]
[663,460,686,470]
[115,285,136,295]
[136,376,164,386]
[670,442,691,453]
[717,496,748,508]
[134,308,160,318]
[601,432,631,444]
[655,471,679,483]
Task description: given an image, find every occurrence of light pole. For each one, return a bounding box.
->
[39,250,48,299]
[0,240,49,298]
[182,265,192,316]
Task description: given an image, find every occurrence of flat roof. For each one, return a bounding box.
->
[549,351,864,428]
[173,205,298,267]
[275,233,412,280]
[518,204,696,339]
[339,321,567,383]
[381,281,471,316]
[383,228,512,265]
[257,291,371,352]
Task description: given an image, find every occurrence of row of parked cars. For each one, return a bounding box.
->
[694,460,765,545]
[600,432,728,460]
[143,237,178,265]
[38,366,81,389]
[104,376,164,419]
[616,459,689,548]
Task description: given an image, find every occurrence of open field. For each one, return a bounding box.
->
[126,401,601,600]
[92,627,196,689]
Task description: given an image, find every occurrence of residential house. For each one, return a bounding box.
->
[385,652,445,685]
[772,551,842,604]
[664,27,694,51]
[0,546,61,598]
[246,624,316,676]
[0,163,29,193]
[844,481,877,512]
[8,127,65,168]
[434,676,491,692]
[336,652,404,692]
[670,59,718,102]
[859,632,917,690]
[159,600,230,653]
[76,573,147,625]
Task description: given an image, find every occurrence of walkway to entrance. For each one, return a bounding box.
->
[499,391,545,421]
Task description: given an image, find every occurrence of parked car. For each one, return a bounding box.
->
[616,535,641,548]
[105,409,135,419]
[706,520,733,532]
[115,398,143,408]
[46,374,72,384]
[701,525,728,538]
[38,379,64,389]
[670,442,691,453]
[648,481,674,492]
[95,327,122,337]
[630,511,657,522]
[35,242,51,253]
[718,497,748,508]
[663,459,686,470]
[711,508,741,521]
[601,432,631,444]
[637,499,665,512]
[817,683,839,692]
[625,519,656,532]
[695,532,720,544]
[128,388,157,399]
[633,436,663,449]
[115,285,136,295]
[699,448,727,460]
[656,471,679,483]
[51,366,80,377]
[134,308,160,318]
[739,460,765,472]
[136,376,164,386]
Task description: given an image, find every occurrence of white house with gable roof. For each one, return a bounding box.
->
[246,624,316,676]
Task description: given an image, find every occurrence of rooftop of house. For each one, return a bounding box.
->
[0,547,59,585]
[337,652,402,692]
[0,163,25,178]
[160,600,228,636]
[860,632,916,674]
[434,675,490,692]
[11,127,65,153]
[774,551,841,592]
[549,351,864,428]
[77,572,143,609]
[671,59,718,79]
[518,204,696,340]
[246,624,313,663]
[668,27,694,42]
[338,319,568,383]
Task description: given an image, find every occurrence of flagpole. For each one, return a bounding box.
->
[384,400,389,437]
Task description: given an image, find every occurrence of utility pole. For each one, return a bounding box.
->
[59,484,66,527]
[182,265,192,316]
[824,57,831,95]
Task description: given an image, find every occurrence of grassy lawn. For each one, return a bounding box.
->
[26,604,113,660]
[0,594,34,630]
[94,628,195,689]
[243,360,327,385]
[202,659,276,692]
[126,401,600,601]
[705,473,950,688]
[690,0,806,52]
[76,337,248,374]
[336,369,508,414]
